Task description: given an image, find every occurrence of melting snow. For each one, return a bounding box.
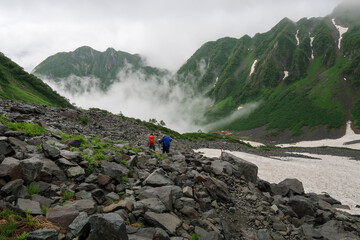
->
[283,71,289,80]
[213,77,219,87]
[278,121,360,150]
[332,18,348,50]
[249,60,257,77]
[295,29,300,46]
[195,148,360,215]
[310,35,315,59]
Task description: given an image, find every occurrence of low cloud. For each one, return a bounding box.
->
[40,62,260,133]
[202,102,262,132]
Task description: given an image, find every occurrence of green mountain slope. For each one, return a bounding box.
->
[0,53,73,108]
[176,2,360,136]
[33,46,169,92]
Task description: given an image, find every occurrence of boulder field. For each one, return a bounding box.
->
[0,98,359,240]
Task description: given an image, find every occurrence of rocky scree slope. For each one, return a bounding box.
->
[0,98,359,240]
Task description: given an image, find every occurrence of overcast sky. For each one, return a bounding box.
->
[0,0,344,73]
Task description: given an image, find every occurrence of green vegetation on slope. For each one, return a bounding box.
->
[0,53,73,108]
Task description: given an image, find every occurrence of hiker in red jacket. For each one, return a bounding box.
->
[148,133,156,151]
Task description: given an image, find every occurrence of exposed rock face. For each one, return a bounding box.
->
[88,213,128,240]
[0,98,359,239]
[220,151,258,183]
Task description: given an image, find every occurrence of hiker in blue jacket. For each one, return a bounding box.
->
[159,135,172,153]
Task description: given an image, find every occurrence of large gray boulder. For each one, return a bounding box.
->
[134,198,167,213]
[0,179,24,196]
[60,150,82,161]
[138,185,180,211]
[0,137,15,156]
[0,157,23,181]
[20,157,43,184]
[69,199,97,214]
[68,212,90,238]
[42,143,60,159]
[276,178,304,196]
[88,213,128,240]
[67,166,85,178]
[102,161,129,183]
[288,196,315,218]
[220,152,258,183]
[143,169,174,187]
[46,205,80,229]
[17,198,42,215]
[144,211,182,235]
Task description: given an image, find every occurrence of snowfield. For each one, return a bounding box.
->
[195,148,360,215]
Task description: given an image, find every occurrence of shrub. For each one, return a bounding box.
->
[27,183,39,196]
[79,116,89,125]
[62,191,74,201]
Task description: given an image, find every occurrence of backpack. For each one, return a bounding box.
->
[149,135,155,145]
[163,136,171,148]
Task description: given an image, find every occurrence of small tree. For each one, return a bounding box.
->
[149,118,158,124]
[159,120,166,126]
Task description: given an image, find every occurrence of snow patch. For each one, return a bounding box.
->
[332,18,348,50]
[278,121,360,150]
[237,105,243,110]
[283,71,289,80]
[344,77,347,81]
[213,77,218,87]
[310,35,315,59]
[295,29,300,46]
[249,60,257,77]
[195,148,360,215]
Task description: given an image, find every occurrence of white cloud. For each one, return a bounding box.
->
[0,0,343,72]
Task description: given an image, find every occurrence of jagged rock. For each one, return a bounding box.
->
[88,213,128,240]
[102,161,129,183]
[183,186,193,198]
[319,220,358,240]
[144,211,182,235]
[38,155,67,181]
[276,178,304,196]
[63,139,82,148]
[67,166,85,178]
[128,227,157,240]
[75,190,93,200]
[0,138,15,156]
[103,199,133,213]
[10,105,41,114]
[31,194,54,208]
[46,205,80,229]
[98,173,112,186]
[68,212,90,238]
[20,157,43,184]
[196,175,231,201]
[288,196,315,218]
[302,223,322,239]
[0,157,23,181]
[58,158,78,167]
[77,183,97,192]
[220,152,258,183]
[138,186,178,211]
[134,198,167,213]
[180,206,200,219]
[85,173,98,183]
[211,160,233,175]
[106,192,120,201]
[0,124,10,135]
[17,198,42,215]
[91,189,106,204]
[195,226,221,240]
[143,169,174,187]
[69,199,97,214]
[8,137,28,152]
[257,229,273,240]
[0,179,24,196]
[153,227,170,240]
[27,229,58,240]
[60,150,82,161]
[42,143,60,159]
